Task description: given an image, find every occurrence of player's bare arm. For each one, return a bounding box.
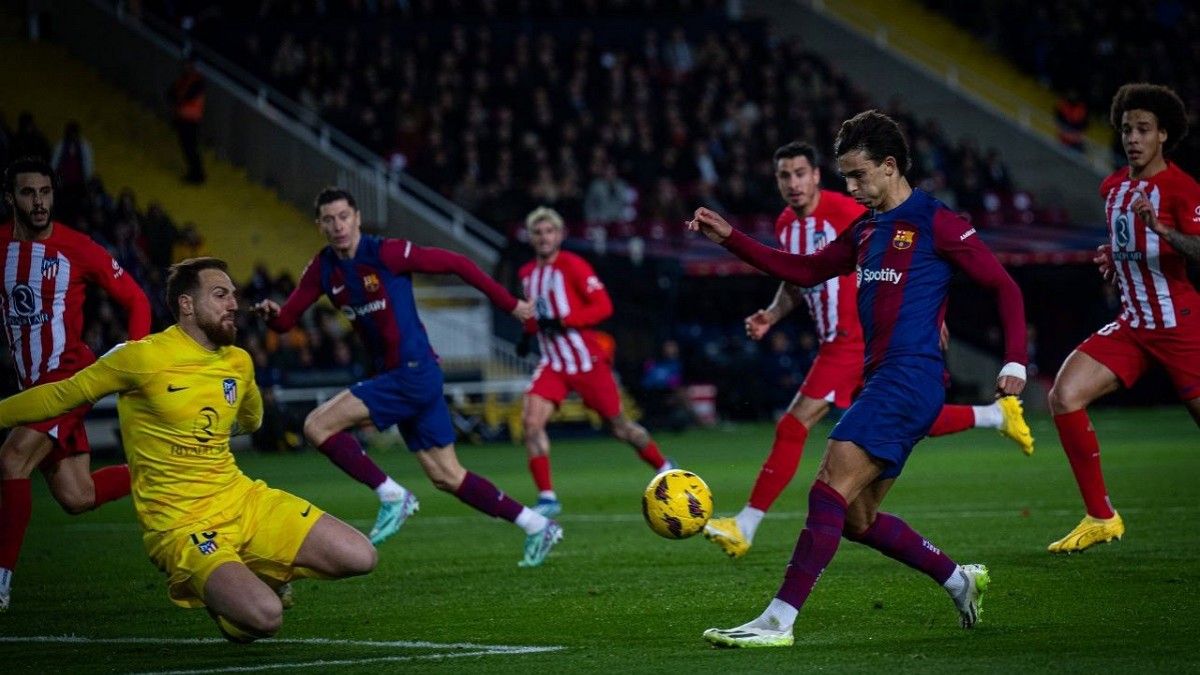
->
[746,283,801,340]
[1133,191,1200,263]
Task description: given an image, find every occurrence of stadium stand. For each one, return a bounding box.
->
[921,0,1200,177]
[149,0,1047,241]
[0,41,324,282]
[130,0,1136,420]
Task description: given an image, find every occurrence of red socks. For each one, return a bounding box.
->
[1054,410,1115,519]
[529,455,553,493]
[0,479,32,570]
[928,404,975,437]
[91,464,131,508]
[636,440,667,470]
[748,414,809,511]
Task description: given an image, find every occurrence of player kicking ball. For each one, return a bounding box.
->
[701,141,1032,560]
[689,110,1028,646]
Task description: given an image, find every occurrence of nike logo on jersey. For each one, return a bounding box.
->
[331,284,346,294]
[167,384,189,392]
[300,505,312,518]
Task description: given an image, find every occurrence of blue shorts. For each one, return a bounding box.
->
[350,360,455,451]
[829,359,945,480]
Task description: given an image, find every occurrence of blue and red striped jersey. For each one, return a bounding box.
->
[723,189,1026,375]
[271,235,519,374]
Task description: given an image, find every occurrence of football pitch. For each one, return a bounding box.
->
[3,407,1198,673]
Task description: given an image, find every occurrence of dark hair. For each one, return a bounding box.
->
[773,141,820,167]
[1109,83,1188,152]
[166,257,229,320]
[4,157,55,195]
[314,186,357,217]
[833,110,911,175]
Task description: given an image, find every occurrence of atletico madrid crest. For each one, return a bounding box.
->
[223,378,238,406]
[892,229,915,250]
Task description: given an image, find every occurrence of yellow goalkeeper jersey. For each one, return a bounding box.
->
[0,325,262,532]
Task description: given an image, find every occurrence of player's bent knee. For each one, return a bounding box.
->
[522,414,546,435]
[343,539,378,576]
[216,597,282,642]
[244,604,283,639]
[0,450,34,479]
[319,533,377,578]
[257,593,285,629]
[212,613,274,643]
[302,416,331,447]
[1047,381,1083,415]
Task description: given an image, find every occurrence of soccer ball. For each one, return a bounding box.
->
[642,469,713,539]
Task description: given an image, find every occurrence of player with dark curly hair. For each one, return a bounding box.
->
[1047,83,1200,554]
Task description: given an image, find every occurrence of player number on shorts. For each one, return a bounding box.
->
[189,531,220,555]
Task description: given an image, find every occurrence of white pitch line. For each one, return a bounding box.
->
[0,635,566,674]
[134,648,561,675]
[0,636,564,651]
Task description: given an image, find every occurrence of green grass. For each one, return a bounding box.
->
[4,408,1199,673]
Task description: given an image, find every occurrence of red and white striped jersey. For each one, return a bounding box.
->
[518,250,613,374]
[774,190,867,344]
[0,221,151,389]
[1100,163,1200,330]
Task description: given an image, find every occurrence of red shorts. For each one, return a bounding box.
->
[527,360,622,419]
[1078,320,1200,401]
[798,339,865,409]
[27,404,93,470]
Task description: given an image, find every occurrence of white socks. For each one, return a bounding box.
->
[515,508,550,535]
[538,490,558,502]
[972,404,1003,429]
[736,506,766,543]
[375,477,406,502]
[749,598,798,631]
[943,565,968,598]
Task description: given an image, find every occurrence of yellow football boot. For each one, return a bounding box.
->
[997,396,1034,456]
[1047,512,1124,553]
[704,517,750,559]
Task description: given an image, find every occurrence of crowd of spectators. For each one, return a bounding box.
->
[152,0,1023,240]
[923,0,1200,173]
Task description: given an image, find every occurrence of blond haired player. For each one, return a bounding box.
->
[0,257,376,642]
[517,206,674,517]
